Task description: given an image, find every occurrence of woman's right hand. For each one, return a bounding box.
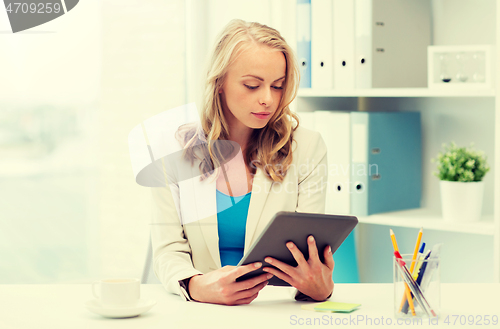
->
[188,262,273,305]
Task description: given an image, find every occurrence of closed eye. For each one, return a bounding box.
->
[244,85,283,90]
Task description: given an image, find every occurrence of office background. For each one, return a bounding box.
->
[0,0,498,284]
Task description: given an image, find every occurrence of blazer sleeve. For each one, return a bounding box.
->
[291,130,333,301]
[150,181,204,301]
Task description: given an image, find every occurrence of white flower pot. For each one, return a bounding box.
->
[440,181,484,222]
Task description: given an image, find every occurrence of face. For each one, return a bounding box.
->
[219,44,286,134]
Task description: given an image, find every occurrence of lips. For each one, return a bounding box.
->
[252,112,271,120]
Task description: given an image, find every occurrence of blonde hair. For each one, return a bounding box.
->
[180,19,300,183]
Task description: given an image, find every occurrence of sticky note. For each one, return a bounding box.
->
[313,301,361,313]
[301,303,332,312]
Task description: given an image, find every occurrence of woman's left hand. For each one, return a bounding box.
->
[262,235,334,301]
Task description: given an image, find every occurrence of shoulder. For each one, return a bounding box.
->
[291,124,327,162]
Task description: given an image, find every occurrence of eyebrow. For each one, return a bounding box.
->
[241,75,286,82]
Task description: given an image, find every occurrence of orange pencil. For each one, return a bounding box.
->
[398,227,423,312]
[389,229,416,316]
[390,229,399,252]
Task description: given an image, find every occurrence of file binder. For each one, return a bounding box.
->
[354,0,372,89]
[311,0,334,89]
[297,0,311,89]
[332,230,360,283]
[314,111,351,216]
[299,110,359,283]
[354,0,432,88]
[332,0,355,89]
[350,111,422,216]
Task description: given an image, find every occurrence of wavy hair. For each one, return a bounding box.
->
[179,19,300,183]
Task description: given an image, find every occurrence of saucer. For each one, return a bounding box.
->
[84,299,156,318]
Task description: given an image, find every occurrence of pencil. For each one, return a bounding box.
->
[410,228,423,273]
[389,229,399,252]
[398,228,423,313]
[389,228,416,316]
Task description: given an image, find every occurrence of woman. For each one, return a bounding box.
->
[151,19,333,305]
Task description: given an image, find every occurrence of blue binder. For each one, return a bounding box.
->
[332,230,360,283]
[350,112,422,216]
[297,0,311,88]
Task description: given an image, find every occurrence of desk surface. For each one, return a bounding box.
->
[1,283,499,328]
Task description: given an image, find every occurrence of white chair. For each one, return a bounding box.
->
[141,233,161,284]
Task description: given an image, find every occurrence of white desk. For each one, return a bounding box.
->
[1,284,499,328]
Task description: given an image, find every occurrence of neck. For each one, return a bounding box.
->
[229,129,256,176]
[228,128,252,154]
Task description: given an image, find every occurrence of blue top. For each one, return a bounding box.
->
[216,189,251,267]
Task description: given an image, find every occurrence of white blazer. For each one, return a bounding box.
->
[150,125,328,301]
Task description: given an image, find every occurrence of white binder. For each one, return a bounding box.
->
[332,0,355,89]
[354,0,431,88]
[311,0,334,89]
[297,0,312,88]
[314,111,351,215]
[354,0,373,88]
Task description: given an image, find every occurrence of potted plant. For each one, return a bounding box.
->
[432,142,490,222]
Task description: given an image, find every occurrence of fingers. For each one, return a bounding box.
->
[233,280,268,301]
[262,266,294,286]
[307,235,320,263]
[234,272,273,291]
[264,256,295,277]
[324,245,334,270]
[233,292,259,305]
[230,262,262,282]
[285,241,308,268]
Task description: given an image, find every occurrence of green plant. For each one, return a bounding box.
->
[431,142,490,182]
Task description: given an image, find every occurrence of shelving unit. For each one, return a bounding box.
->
[356,208,495,236]
[298,88,496,98]
[292,0,499,283]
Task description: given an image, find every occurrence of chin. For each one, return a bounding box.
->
[248,121,269,130]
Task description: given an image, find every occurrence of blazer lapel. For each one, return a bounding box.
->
[244,167,273,252]
[193,172,221,268]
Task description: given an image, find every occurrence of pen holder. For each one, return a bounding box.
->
[393,254,440,319]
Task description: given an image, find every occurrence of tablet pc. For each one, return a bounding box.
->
[236,211,358,286]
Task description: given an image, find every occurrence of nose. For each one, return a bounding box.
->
[259,87,273,107]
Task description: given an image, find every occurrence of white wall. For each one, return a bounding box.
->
[431,0,496,46]
[99,0,186,280]
[0,1,101,106]
[0,1,101,283]
[0,0,189,283]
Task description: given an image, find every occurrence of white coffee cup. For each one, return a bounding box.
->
[92,278,140,307]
